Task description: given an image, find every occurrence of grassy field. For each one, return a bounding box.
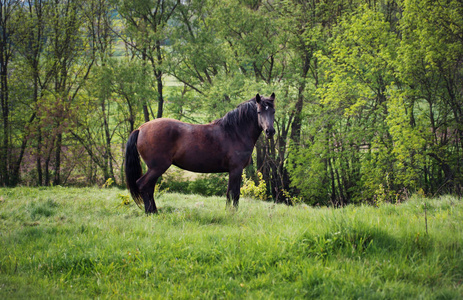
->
[0,187,462,299]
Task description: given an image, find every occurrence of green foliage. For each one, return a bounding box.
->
[153,182,168,200]
[102,178,114,188]
[162,171,228,197]
[286,1,463,204]
[187,175,227,197]
[117,193,131,206]
[309,5,400,204]
[287,144,330,205]
[1,187,462,298]
[240,171,267,201]
[282,189,303,205]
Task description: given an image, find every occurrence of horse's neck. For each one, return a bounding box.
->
[238,119,262,146]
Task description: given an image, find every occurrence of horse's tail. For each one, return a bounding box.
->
[125,129,143,208]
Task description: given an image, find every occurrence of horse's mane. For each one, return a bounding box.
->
[212,98,259,131]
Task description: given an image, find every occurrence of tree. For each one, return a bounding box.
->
[69,0,118,182]
[289,4,401,204]
[397,0,463,193]
[12,0,56,185]
[41,0,95,185]
[0,0,20,186]
[117,0,180,119]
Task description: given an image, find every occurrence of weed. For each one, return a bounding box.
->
[117,193,131,206]
[102,178,114,188]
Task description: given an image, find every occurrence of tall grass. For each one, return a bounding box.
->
[0,187,462,299]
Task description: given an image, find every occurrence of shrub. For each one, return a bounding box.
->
[163,173,227,196]
[240,171,267,201]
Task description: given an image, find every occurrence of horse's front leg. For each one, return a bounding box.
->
[227,168,243,208]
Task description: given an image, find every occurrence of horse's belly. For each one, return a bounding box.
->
[172,146,253,173]
[172,156,228,173]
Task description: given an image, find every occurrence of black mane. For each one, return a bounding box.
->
[212,98,259,131]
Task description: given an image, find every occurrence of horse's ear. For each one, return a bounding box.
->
[269,93,275,101]
[256,94,261,103]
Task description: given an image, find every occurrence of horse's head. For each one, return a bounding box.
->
[256,93,276,139]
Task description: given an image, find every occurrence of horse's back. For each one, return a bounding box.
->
[136,118,234,173]
[136,119,185,163]
[138,118,188,141]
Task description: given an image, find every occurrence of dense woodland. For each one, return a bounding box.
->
[1,0,462,205]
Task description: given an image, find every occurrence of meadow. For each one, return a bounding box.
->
[0,187,462,299]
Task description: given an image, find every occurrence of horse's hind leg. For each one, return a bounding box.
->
[137,165,169,214]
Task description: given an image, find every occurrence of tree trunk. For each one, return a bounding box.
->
[102,99,115,180]
[0,46,9,186]
[53,132,62,185]
[34,66,43,185]
[36,128,43,186]
[290,53,310,144]
[290,86,304,144]
[155,41,164,118]
[0,89,8,186]
[143,105,150,122]
[10,113,36,186]
[45,153,51,186]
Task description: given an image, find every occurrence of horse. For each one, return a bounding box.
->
[124,93,276,213]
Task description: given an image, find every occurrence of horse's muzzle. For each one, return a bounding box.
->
[265,128,276,139]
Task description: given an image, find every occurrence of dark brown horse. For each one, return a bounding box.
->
[125,93,276,213]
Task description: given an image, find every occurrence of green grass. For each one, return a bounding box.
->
[0,187,462,299]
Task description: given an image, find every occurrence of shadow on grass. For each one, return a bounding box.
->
[157,205,179,214]
[295,223,434,259]
[157,205,233,226]
[28,199,59,220]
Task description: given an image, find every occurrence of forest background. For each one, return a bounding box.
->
[1,0,462,206]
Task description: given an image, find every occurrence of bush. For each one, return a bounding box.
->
[240,171,267,201]
[163,173,227,197]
